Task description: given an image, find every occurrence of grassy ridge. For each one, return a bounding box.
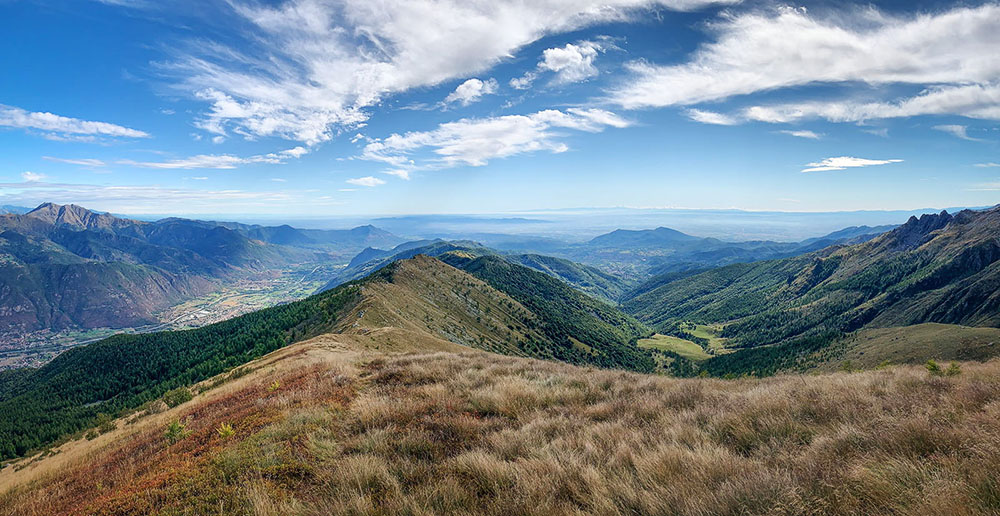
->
[5,347,1000,515]
[452,255,655,372]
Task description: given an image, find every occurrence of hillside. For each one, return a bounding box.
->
[323,239,636,303]
[3,335,999,515]
[623,207,1000,349]
[0,255,653,461]
[0,203,330,341]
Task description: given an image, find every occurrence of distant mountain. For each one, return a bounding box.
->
[321,239,636,303]
[207,220,404,255]
[0,205,30,215]
[0,254,653,460]
[0,203,320,337]
[622,207,1000,351]
[587,226,700,247]
[508,224,896,279]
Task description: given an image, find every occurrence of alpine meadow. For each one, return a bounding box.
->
[2,1,1000,515]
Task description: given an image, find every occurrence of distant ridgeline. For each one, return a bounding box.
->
[0,203,402,336]
[620,206,1000,376]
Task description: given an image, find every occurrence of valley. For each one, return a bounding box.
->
[0,261,346,369]
[3,205,1000,515]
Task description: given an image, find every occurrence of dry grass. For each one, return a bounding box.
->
[3,345,1000,515]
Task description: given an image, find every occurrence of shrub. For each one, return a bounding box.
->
[95,413,116,434]
[163,387,193,408]
[217,422,235,439]
[268,380,281,392]
[945,362,962,376]
[926,360,943,376]
[85,430,98,441]
[164,419,190,445]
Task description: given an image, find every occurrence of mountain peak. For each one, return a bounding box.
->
[888,210,953,250]
[25,202,137,230]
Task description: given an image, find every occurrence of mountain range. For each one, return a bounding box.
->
[3,204,1000,512]
[0,203,401,340]
[621,206,1000,374]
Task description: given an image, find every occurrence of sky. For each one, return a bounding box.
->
[0,0,998,217]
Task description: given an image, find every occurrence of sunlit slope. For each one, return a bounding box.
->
[0,255,653,461]
[624,207,1000,348]
[3,336,999,515]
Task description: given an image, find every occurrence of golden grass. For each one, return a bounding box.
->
[3,342,1000,515]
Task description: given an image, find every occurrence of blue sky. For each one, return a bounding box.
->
[1,0,998,216]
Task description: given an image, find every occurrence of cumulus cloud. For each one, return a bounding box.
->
[933,124,983,141]
[801,156,903,173]
[165,0,731,144]
[118,147,309,169]
[444,78,499,106]
[21,171,47,182]
[509,72,538,90]
[539,41,603,84]
[779,130,822,140]
[0,104,149,140]
[360,108,630,171]
[510,40,605,90]
[609,4,1000,126]
[346,176,386,187]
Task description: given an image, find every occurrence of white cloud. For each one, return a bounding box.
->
[0,104,149,140]
[933,124,983,141]
[686,109,739,125]
[21,171,47,182]
[339,188,357,192]
[361,108,630,170]
[779,129,822,140]
[42,157,107,167]
[609,4,1000,123]
[189,176,209,180]
[509,72,538,90]
[539,41,603,84]
[697,83,1000,126]
[167,0,732,144]
[444,78,499,106]
[510,40,605,90]
[801,156,903,173]
[974,162,1000,168]
[271,177,287,182]
[346,176,386,187]
[383,169,412,180]
[863,127,889,138]
[118,146,309,170]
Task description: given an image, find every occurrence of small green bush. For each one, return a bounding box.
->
[95,413,116,434]
[217,422,235,439]
[945,362,962,376]
[926,360,943,376]
[165,419,190,445]
[163,387,193,408]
